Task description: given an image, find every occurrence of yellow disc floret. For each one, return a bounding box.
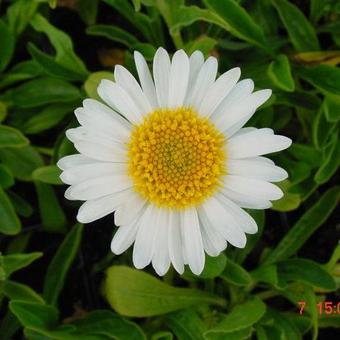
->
[127,107,225,208]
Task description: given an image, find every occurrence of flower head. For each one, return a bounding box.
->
[58,48,291,276]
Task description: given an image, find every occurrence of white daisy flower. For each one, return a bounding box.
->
[58,48,292,276]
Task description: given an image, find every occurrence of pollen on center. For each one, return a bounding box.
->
[127,107,225,208]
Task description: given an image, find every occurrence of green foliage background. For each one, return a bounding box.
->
[0,0,339,339]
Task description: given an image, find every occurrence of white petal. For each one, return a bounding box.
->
[65,175,132,200]
[60,162,126,185]
[97,80,142,124]
[221,187,272,209]
[78,99,131,142]
[168,210,184,274]
[213,89,272,137]
[227,158,288,182]
[168,50,190,108]
[114,65,152,115]
[211,79,254,121]
[133,204,160,269]
[185,56,218,109]
[181,208,205,275]
[153,47,170,107]
[57,154,95,171]
[66,127,123,146]
[114,191,146,226]
[217,194,258,234]
[77,189,131,223]
[200,196,247,248]
[111,211,143,255]
[232,127,257,137]
[152,209,171,276]
[185,51,204,102]
[198,210,227,257]
[228,129,292,159]
[73,140,127,163]
[223,175,283,201]
[134,51,158,108]
[199,67,241,117]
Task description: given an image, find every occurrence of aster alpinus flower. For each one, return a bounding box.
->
[58,48,292,276]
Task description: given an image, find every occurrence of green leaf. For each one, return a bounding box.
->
[324,94,340,122]
[132,0,141,11]
[166,310,206,340]
[77,0,99,25]
[286,312,312,335]
[151,331,173,340]
[6,77,81,108]
[264,309,301,340]
[30,14,88,76]
[219,258,252,286]
[282,159,311,185]
[256,325,283,340]
[22,103,74,135]
[204,0,268,49]
[0,102,7,122]
[0,60,44,90]
[204,297,266,336]
[86,25,139,48]
[277,258,336,290]
[288,143,322,168]
[276,91,321,111]
[183,254,227,280]
[0,125,29,148]
[3,280,45,304]
[205,327,253,340]
[156,3,222,35]
[24,326,89,340]
[271,0,320,52]
[7,191,33,218]
[319,314,340,328]
[35,182,67,233]
[43,224,83,306]
[325,244,340,272]
[298,65,340,96]
[282,284,318,339]
[72,310,146,340]
[132,43,156,61]
[235,210,265,263]
[6,234,30,259]
[6,0,38,35]
[263,186,340,265]
[310,0,334,23]
[9,301,58,330]
[103,266,225,317]
[0,146,43,181]
[103,0,156,44]
[0,186,21,235]
[84,71,114,101]
[272,180,301,212]
[314,133,340,184]
[27,43,87,82]
[185,35,217,57]
[251,265,279,287]
[312,107,336,149]
[0,19,15,71]
[0,310,21,340]
[267,55,295,92]
[32,165,62,185]
[0,164,14,189]
[1,252,42,278]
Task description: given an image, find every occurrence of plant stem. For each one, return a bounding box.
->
[171,29,184,49]
[256,290,280,300]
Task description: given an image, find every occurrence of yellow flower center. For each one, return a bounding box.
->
[127,107,225,208]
